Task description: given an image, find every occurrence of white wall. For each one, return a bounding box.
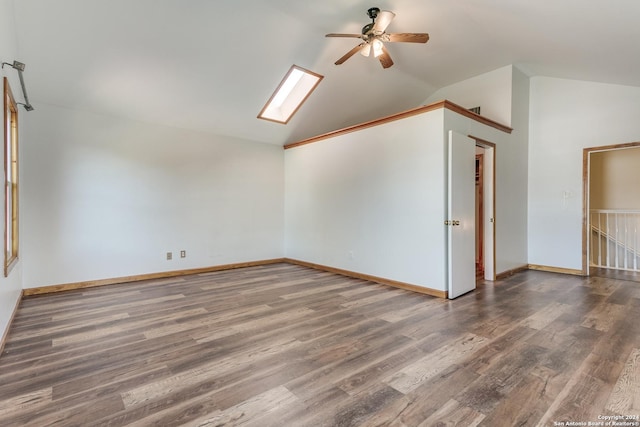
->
[528,77,640,270]
[424,65,514,127]
[498,66,529,272]
[0,0,23,342]
[285,110,449,291]
[22,104,284,288]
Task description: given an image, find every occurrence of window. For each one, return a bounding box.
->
[4,78,18,276]
[258,65,323,124]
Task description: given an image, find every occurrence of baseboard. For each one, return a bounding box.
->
[23,258,287,296]
[0,290,23,355]
[20,258,588,300]
[496,264,585,280]
[495,265,529,280]
[285,258,448,298]
[22,256,448,299]
[527,264,585,276]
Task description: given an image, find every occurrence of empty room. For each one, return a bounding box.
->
[1,1,640,426]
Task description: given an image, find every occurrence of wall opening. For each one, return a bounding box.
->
[584,142,640,280]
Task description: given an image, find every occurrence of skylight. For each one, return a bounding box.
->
[258,65,323,124]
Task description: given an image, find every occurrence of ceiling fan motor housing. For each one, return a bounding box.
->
[367,7,381,20]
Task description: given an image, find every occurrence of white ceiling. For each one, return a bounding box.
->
[10,0,640,145]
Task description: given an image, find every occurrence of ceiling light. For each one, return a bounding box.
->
[258,65,323,124]
[360,43,371,57]
[372,39,384,58]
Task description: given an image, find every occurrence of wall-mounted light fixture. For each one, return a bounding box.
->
[2,60,34,111]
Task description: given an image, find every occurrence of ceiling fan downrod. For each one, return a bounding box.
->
[362,7,380,34]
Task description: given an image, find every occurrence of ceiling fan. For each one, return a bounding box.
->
[326,7,429,69]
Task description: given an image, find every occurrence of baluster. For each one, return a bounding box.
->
[613,212,620,268]
[624,213,629,270]
[598,212,602,267]
[632,213,640,271]
[604,212,611,268]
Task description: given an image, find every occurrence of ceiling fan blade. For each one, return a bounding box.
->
[335,43,366,65]
[326,33,364,39]
[387,33,430,43]
[372,10,396,33]
[378,45,394,69]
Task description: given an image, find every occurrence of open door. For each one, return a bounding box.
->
[447,131,476,299]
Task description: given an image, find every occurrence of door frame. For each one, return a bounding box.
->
[471,136,496,281]
[582,141,640,275]
[476,152,484,276]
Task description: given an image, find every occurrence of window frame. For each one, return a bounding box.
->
[257,65,323,124]
[4,77,19,277]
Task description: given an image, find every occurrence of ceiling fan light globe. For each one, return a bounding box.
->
[360,44,371,57]
[372,39,384,57]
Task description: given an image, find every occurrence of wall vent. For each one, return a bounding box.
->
[468,106,481,115]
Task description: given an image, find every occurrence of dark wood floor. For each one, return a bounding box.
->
[591,267,640,283]
[1,263,640,426]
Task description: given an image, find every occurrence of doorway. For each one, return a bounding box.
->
[474,138,496,281]
[583,142,640,277]
[476,153,484,280]
[446,133,497,299]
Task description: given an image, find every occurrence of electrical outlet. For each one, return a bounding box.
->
[180,250,186,258]
[166,252,172,260]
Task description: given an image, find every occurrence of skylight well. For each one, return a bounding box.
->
[258,65,323,124]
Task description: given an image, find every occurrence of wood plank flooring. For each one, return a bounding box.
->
[1,263,640,426]
[591,267,640,283]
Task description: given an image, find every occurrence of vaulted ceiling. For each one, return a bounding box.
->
[10,0,640,145]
